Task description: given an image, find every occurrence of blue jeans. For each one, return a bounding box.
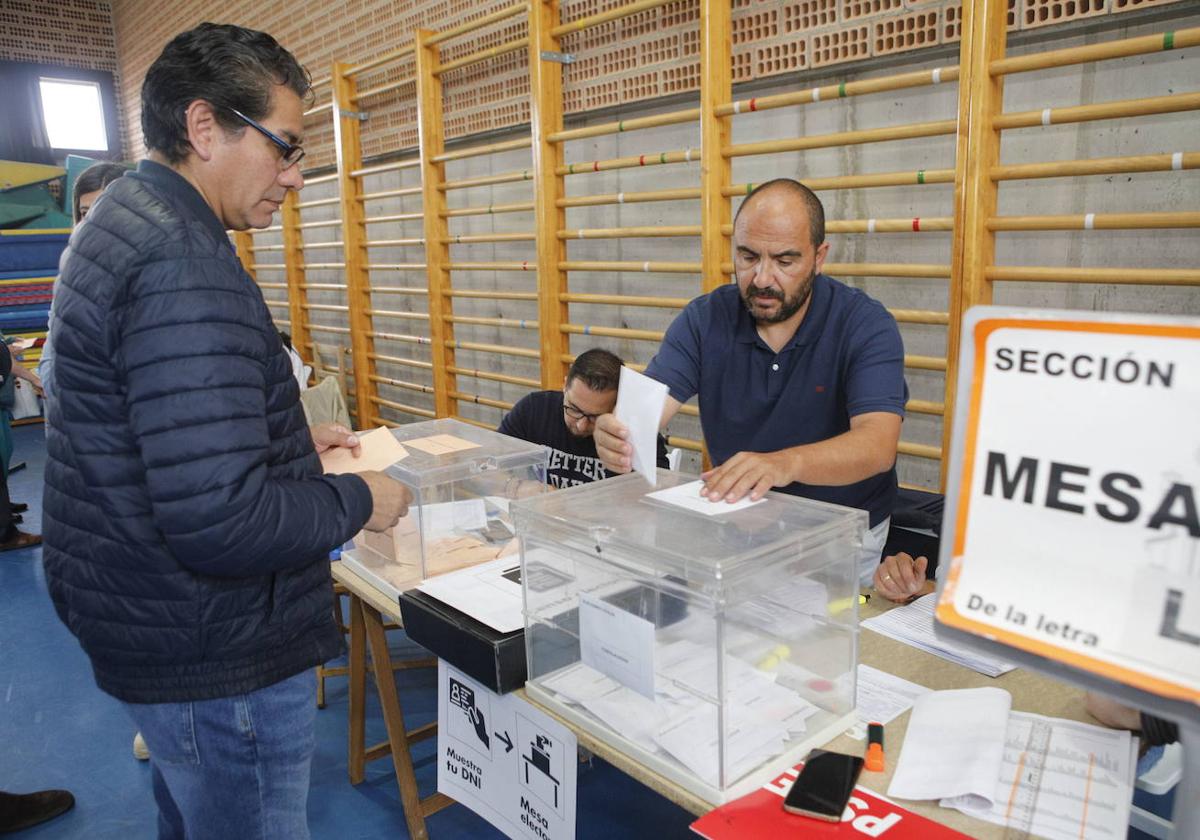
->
[123,670,317,840]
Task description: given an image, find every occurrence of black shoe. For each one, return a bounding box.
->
[0,789,75,833]
[9,503,27,514]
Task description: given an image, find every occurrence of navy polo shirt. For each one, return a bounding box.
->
[645,275,908,527]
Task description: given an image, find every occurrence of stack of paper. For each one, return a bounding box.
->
[889,688,1137,840]
[861,594,1016,677]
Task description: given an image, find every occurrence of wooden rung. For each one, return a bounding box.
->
[446,340,539,360]
[366,212,423,224]
[345,44,415,78]
[720,218,954,235]
[898,441,942,460]
[368,330,433,345]
[666,435,704,453]
[359,186,424,201]
[366,238,425,247]
[905,355,947,371]
[990,28,1200,76]
[299,283,348,291]
[370,375,435,395]
[992,151,1198,181]
[448,367,540,388]
[728,120,957,158]
[718,66,959,117]
[906,399,945,416]
[433,36,529,76]
[308,324,351,335]
[449,391,513,411]
[353,77,416,103]
[561,323,664,342]
[352,159,421,178]
[297,197,341,209]
[447,290,538,301]
[303,102,333,118]
[558,148,699,176]
[300,241,345,250]
[368,353,433,370]
[299,219,344,229]
[440,169,535,191]
[301,303,349,313]
[549,107,701,143]
[557,187,701,208]
[446,315,538,330]
[447,261,537,271]
[561,293,689,309]
[434,138,531,164]
[985,266,1200,285]
[559,225,700,239]
[370,395,436,418]
[551,0,674,37]
[367,263,428,270]
[726,168,954,196]
[368,309,429,321]
[370,286,426,295]
[443,201,535,218]
[560,260,701,273]
[302,173,339,187]
[443,232,536,244]
[995,92,1200,131]
[427,2,528,45]
[988,211,1200,231]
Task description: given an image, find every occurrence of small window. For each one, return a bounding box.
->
[38,77,108,151]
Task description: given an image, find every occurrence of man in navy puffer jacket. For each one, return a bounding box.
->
[42,23,410,840]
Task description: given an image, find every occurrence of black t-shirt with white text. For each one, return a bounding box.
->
[498,390,670,489]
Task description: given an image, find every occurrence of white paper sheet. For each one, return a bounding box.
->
[643,479,765,516]
[862,594,1016,677]
[887,687,1013,808]
[614,366,667,487]
[950,712,1137,840]
[578,592,657,700]
[846,664,933,740]
[417,557,525,633]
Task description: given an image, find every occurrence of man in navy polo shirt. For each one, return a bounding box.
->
[595,178,907,585]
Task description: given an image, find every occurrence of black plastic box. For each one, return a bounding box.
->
[398,589,527,694]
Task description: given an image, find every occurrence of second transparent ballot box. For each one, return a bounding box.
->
[340,418,548,602]
[512,470,867,805]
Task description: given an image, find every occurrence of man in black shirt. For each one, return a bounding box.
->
[499,349,669,488]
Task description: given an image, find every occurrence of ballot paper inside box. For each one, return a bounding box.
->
[340,418,549,604]
[512,470,868,806]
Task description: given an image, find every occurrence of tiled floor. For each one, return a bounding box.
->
[0,423,697,839]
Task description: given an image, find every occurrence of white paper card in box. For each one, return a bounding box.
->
[578,592,656,700]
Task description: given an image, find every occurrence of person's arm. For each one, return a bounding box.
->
[10,361,41,392]
[873,552,935,601]
[117,258,377,578]
[698,411,901,502]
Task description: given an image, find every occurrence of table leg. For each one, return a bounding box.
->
[362,602,453,840]
[348,594,367,784]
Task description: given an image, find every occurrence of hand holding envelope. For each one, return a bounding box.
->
[612,366,668,487]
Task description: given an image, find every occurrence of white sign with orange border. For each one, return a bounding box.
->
[935,307,1200,706]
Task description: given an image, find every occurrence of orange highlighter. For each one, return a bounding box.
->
[865,722,885,772]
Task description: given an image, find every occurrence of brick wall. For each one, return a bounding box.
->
[97,0,1187,168]
[0,0,126,154]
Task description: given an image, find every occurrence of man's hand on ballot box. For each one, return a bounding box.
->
[359,471,412,532]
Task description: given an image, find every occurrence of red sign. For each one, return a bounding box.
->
[691,763,969,839]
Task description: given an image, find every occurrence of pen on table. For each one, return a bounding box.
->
[828,593,870,615]
[865,722,885,772]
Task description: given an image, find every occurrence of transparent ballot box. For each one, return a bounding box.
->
[340,418,548,602]
[512,470,867,805]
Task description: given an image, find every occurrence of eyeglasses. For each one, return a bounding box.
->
[230,108,305,169]
[562,398,602,423]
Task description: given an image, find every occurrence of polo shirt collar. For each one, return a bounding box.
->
[135,160,233,249]
[733,273,832,352]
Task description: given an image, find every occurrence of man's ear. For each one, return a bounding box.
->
[184,100,222,163]
[813,240,831,275]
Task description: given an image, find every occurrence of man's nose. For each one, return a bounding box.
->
[279,163,304,191]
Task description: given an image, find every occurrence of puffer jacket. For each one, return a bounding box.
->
[43,160,373,704]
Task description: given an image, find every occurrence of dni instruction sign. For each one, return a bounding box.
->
[438,660,577,839]
[936,308,1200,704]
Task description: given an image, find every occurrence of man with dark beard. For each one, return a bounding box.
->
[595,179,907,585]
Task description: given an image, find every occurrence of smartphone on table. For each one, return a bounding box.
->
[782,749,864,822]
